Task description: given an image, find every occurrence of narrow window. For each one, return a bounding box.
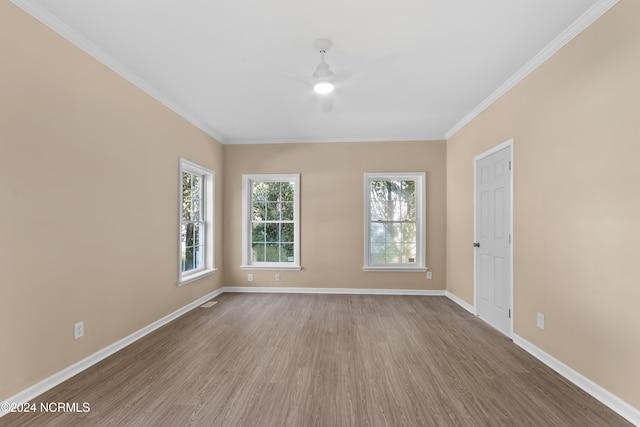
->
[179,158,215,284]
[364,172,426,271]
[242,174,300,270]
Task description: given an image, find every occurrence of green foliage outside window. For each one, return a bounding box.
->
[251,181,295,263]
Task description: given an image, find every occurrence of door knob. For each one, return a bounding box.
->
[473,242,480,248]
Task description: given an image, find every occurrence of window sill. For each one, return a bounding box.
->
[240,265,302,271]
[178,268,217,286]
[363,266,427,273]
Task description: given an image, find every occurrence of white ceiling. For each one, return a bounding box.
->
[14,0,611,143]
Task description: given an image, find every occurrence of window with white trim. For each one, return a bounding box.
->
[179,158,215,285]
[242,174,300,270]
[364,172,426,271]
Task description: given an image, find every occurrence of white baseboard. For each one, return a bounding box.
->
[514,335,639,426]
[0,287,224,418]
[445,291,475,314]
[222,286,446,296]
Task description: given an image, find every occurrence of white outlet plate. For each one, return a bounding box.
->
[426,271,433,280]
[537,312,545,330]
[74,321,84,339]
[248,273,253,282]
[275,274,280,281]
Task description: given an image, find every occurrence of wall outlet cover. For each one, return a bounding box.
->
[74,322,84,339]
[537,312,545,330]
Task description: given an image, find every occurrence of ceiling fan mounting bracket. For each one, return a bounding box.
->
[314,38,333,53]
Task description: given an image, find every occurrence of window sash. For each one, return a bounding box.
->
[181,171,206,273]
[180,219,206,273]
[364,173,425,271]
[242,174,300,270]
[179,158,215,284]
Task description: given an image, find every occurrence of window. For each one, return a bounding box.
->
[179,158,215,285]
[242,174,300,270]
[364,172,426,271]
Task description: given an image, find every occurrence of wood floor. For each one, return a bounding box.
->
[2,293,631,426]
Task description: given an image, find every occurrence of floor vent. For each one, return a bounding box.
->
[200,301,217,308]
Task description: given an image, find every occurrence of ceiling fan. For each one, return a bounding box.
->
[287,38,399,113]
[310,38,337,95]
[287,38,339,113]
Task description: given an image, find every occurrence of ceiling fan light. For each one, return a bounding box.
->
[313,81,334,94]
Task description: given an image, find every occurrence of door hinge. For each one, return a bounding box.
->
[509,161,512,170]
[509,309,511,318]
[509,234,511,244]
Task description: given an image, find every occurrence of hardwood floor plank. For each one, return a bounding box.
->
[1,294,632,427]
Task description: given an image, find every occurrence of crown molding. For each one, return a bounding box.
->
[445,0,620,140]
[223,135,445,145]
[10,0,226,144]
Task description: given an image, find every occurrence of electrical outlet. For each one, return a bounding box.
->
[537,312,545,330]
[426,271,433,280]
[74,321,84,339]
[275,274,281,281]
[248,273,253,282]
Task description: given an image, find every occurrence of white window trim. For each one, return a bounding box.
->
[241,173,301,271]
[178,158,216,285]
[363,172,427,272]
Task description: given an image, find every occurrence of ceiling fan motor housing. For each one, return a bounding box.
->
[313,58,332,79]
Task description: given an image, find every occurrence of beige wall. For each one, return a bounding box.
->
[223,141,446,290]
[0,2,224,400]
[4,0,638,414]
[447,0,639,408]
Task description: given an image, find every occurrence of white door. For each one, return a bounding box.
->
[475,142,512,337]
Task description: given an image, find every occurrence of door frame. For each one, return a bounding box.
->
[473,138,514,338]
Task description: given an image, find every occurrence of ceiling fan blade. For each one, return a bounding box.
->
[332,51,401,83]
[283,71,314,86]
[319,93,333,113]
